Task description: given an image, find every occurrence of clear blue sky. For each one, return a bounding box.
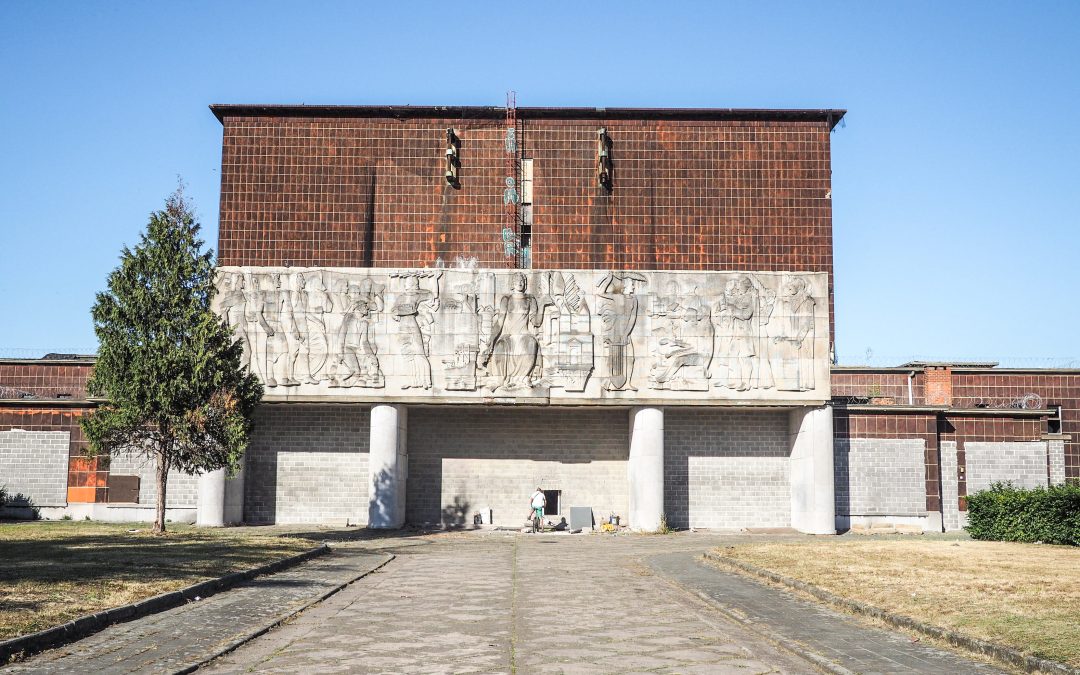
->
[2,1,1077,366]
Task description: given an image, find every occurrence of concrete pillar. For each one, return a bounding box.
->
[196,468,226,527]
[1048,439,1066,486]
[369,404,408,529]
[628,406,664,531]
[788,405,836,535]
[940,441,960,531]
[223,464,246,524]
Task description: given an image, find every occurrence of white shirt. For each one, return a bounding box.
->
[531,491,546,508]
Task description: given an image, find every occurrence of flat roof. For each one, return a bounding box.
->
[209,104,847,129]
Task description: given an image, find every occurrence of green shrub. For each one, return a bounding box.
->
[966,482,1080,546]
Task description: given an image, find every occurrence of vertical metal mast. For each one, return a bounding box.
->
[502,91,519,268]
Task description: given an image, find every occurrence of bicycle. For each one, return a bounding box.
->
[531,506,544,533]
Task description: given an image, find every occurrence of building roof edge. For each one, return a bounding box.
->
[208,104,847,128]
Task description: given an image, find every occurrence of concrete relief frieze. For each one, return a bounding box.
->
[215,267,830,404]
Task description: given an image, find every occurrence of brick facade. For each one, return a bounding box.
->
[833,366,1079,484]
[213,106,839,337]
[0,360,93,400]
[107,452,198,508]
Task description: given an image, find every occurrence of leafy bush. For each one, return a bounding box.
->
[966,482,1080,546]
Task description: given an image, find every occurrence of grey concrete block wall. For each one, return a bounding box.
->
[965,441,1049,493]
[834,438,927,517]
[0,430,69,507]
[244,404,369,525]
[406,407,628,527]
[108,453,198,508]
[665,410,790,529]
[1049,439,1066,485]
[941,441,960,531]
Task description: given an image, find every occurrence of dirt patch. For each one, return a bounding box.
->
[0,521,320,640]
[712,538,1080,667]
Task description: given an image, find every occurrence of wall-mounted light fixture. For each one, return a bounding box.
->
[597,127,613,192]
[445,128,461,188]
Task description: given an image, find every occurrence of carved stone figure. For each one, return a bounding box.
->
[479,272,551,392]
[213,266,825,401]
[720,275,759,391]
[257,274,298,387]
[597,272,646,391]
[325,276,351,382]
[391,272,441,390]
[331,278,384,388]
[648,281,713,390]
[440,280,481,391]
[649,338,710,389]
[774,277,816,391]
[540,272,594,392]
[216,272,253,373]
[297,273,333,384]
[241,273,264,380]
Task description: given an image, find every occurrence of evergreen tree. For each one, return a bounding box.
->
[82,187,263,533]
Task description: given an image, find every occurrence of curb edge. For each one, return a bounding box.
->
[0,543,332,665]
[703,552,1079,675]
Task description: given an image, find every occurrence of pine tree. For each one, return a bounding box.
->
[82,186,263,533]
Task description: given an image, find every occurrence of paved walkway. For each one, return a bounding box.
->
[5,548,391,674]
[208,533,811,675]
[649,552,1004,674]
[8,531,1008,674]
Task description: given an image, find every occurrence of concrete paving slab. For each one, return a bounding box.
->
[648,551,1007,674]
[6,531,1017,674]
[5,547,391,674]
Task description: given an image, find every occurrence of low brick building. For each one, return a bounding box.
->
[1,104,1074,530]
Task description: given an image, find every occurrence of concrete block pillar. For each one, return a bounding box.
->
[197,469,226,527]
[940,441,961,531]
[628,406,664,531]
[369,404,408,529]
[198,463,246,527]
[789,405,836,535]
[223,464,246,524]
[1048,439,1066,486]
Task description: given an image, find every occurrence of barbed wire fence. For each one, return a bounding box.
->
[837,351,1080,369]
[0,347,99,359]
[3,345,1078,370]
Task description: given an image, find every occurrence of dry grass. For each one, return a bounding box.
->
[712,538,1080,667]
[0,520,324,640]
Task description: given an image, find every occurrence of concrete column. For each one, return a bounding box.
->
[223,464,246,524]
[369,404,408,529]
[628,406,664,531]
[788,405,836,535]
[196,469,226,527]
[940,441,960,531]
[1048,439,1066,486]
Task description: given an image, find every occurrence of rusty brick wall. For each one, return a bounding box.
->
[952,371,1080,482]
[217,115,509,268]
[0,407,103,502]
[924,366,953,406]
[0,361,93,400]
[215,112,836,329]
[833,410,941,512]
[831,369,921,403]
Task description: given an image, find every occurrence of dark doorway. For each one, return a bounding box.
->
[543,489,561,516]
